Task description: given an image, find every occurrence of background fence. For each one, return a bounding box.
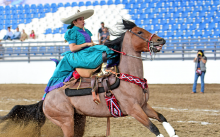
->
[0,38,220,62]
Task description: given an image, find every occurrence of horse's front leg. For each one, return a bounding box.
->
[128,103,164,137]
[142,102,179,137]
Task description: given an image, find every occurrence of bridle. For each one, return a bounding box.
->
[129,29,163,54]
[110,29,161,60]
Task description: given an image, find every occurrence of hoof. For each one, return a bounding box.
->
[157,134,164,137]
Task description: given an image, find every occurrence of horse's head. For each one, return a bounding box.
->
[120,20,165,53]
[129,27,166,52]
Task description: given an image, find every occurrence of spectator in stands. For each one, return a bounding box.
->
[98,22,105,43]
[11,27,21,40]
[20,29,28,41]
[45,9,115,93]
[3,27,13,40]
[99,27,110,44]
[29,30,35,39]
[192,50,207,94]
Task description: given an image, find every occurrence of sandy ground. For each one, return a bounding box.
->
[0,84,219,137]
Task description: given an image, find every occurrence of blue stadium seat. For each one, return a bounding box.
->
[40,13,45,18]
[154,24,160,31]
[18,5,23,10]
[71,2,77,7]
[30,47,38,55]
[60,29,66,34]
[33,13,38,18]
[199,23,206,29]
[162,24,169,30]
[44,28,52,34]
[51,3,57,8]
[213,1,220,5]
[157,31,165,37]
[52,28,60,34]
[44,3,50,10]
[31,4,37,9]
[24,4,30,9]
[0,6,4,12]
[85,1,91,6]
[208,23,216,29]
[133,3,140,9]
[171,24,178,30]
[114,0,121,5]
[11,6,16,11]
[12,24,17,29]
[47,46,56,54]
[19,14,24,19]
[52,8,58,13]
[12,10,17,14]
[122,0,128,4]
[93,1,99,6]
[0,25,3,30]
[37,6,44,13]
[79,2,84,7]
[31,8,37,14]
[5,47,13,55]
[100,0,106,5]
[64,2,71,7]
[140,3,146,8]
[58,3,64,8]
[37,4,44,9]
[25,9,31,14]
[39,47,46,55]
[5,6,10,10]
[107,0,113,5]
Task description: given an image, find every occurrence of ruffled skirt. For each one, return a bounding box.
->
[44,45,114,93]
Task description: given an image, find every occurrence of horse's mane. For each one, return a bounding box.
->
[104,19,137,51]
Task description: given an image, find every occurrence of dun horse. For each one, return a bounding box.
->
[0,20,178,137]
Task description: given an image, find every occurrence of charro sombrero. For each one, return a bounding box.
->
[61,9,94,24]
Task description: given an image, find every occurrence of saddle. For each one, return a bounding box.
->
[64,52,120,104]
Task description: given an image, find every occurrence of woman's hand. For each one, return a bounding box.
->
[85,42,95,47]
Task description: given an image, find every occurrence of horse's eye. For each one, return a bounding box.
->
[137,31,142,34]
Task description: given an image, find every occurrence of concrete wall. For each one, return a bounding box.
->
[0,60,219,84]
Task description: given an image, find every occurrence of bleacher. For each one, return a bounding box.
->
[0,0,220,62]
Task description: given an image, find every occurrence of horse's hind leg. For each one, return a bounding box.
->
[74,112,86,137]
[142,103,179,137]
[128,103,164,137]
[43,92,75,137]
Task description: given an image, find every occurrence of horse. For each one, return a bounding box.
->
[0,20,178,137]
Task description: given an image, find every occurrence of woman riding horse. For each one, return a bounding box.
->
[0,11,179,137]
[44,9,115,93]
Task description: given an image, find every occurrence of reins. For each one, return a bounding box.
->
[109,48,147,60]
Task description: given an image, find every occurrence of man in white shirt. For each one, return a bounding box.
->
[3,27,13,40]
[11,27,21,40]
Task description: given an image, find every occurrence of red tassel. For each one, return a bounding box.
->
[73,71,80,79]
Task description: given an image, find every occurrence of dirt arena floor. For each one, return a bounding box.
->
[0,84,219,137]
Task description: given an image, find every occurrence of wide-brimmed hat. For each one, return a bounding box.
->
[61,9,94,24]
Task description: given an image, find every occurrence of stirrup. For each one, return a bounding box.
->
[97,63,110,77]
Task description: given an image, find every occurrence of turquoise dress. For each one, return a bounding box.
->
[44,26,114,93]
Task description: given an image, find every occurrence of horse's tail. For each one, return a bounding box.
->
[0,100,46,127]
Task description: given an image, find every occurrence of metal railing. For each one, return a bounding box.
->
[0,38,220,62]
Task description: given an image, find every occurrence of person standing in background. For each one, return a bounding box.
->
[3,27,13,40]
[98,22,105,44]
[99,27,110,44]
[192,50,207,94]
[11,27,21,40]
[29,30,35,39]
[20,29,28,41]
